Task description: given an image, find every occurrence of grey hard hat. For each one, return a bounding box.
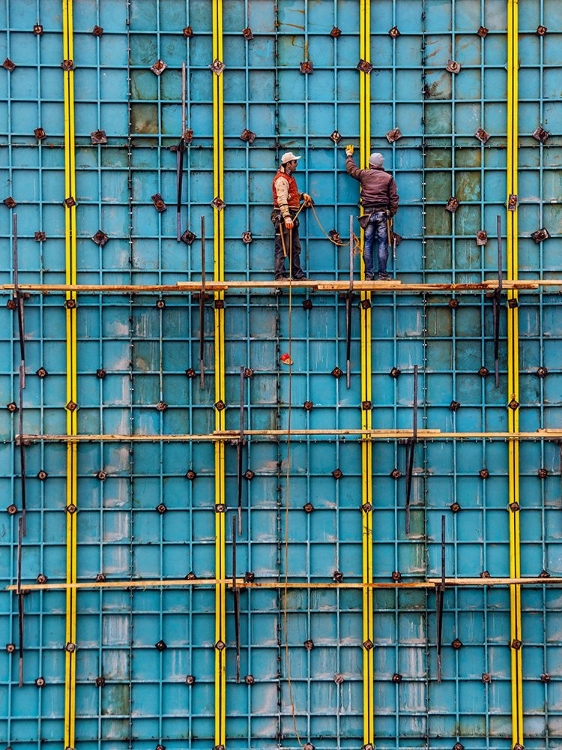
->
[369,152,384,167]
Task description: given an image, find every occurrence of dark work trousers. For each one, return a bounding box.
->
[274,214,305,280]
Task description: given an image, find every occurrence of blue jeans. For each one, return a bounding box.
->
[363,210,389,278]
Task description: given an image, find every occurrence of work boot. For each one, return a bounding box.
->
[378,272,391,280]
[293,273,307,280]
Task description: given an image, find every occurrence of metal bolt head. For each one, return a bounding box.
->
[537,366,548,378]
[151,59,167,76]
[244,469,254,480]
[209,59,225,75]
[453,744,464,750]
[482,673,492,683]
[35,677,45,687]
[363,745,374,750]
[304,640,314,651]
[303,401,314,411]
[241,231,253,244]
[156,504,167,514]
[390,367,401,378]
[476,230,488,246]
[95,676,105,686]
[215,640,225,651]
[361,502,373,513]
[478,366,489,377]
[391,468,402,479]
[183,26,193,37]
[156,299,165,309]
[363,639,374,650]
[300,60,314,74]
[445,197,459,213]
[186,470,197,480]
[7,402,17,413]
[303,744,315,750]
[532,126,549,143]
[480,570,491,578]
[391,571,402,582]
[91,130,108,144]
[362,400,372,410]
[302,299,313,310]
[185,572,197,580]
[389,26,400,38]
[331,367,343,378]
[2,58,16,71]
[244,368,253,378]
[244,674,254,684]
[386,127,403,143]
[66,400,78,411]
[334,673,344,684]
[6,643,16,653]
[7,299,17,310]
[185,368,196,378]
[96,470,107,481]
[66,504,77,514]
[303,503,314,514]
[536,25,547,35]
[450,502,461,513]
[92,25,103,36]
[151,194,166,212]
[37,470,48,480]
[244,571,255,583]
[479,469,489,479]
[450,400,461,412]
[477,26,489,37]
[531,228,550,244]
[156,401,167,412]
[63,196,76,207]
[357,59,373,74]
[155,640,167,651]
[541,673,551,683]
[95,573,106,582]
[448,298,459,308]
[185,674,195,685]
[241,27,254,40]
[511,639,522,650]
[509,502,520,512]
[451,638,463,650]
[330,131,342,143]
[361,298,371,309]
[240,129,256,144]
[513,744,525,750]
[329,27,341,38]
[180,230,196,246]
[474,127,490,143]
[446,59,461,73]
[92,230,108,247]
[3,196,17,208]
[539,569,550,578]
[7,504,17,515]
[33,24,43,34]
[508,399,519,410]
[156,745,165,750]
[65,642,76,653]
[392,673,402,683]
[538,468,548,479]
[215,503,226,514]
[214,299,225,309]
[508,298,518,309]
[332,468,343,479]
[36,574,47,584]
[34,127,46,140]
[333,570,343,582]
[215,400,226,411]
[211,196,226,211]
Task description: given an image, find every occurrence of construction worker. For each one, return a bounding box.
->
[345,148,399,280]
[271,151,313,280]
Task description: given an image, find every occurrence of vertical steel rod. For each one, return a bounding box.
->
[237,366,245,535]
[405,364,419,534]
[346,215,354,388]
[199,216,206,388]
[232,515,240,683]
[436,514,446,682]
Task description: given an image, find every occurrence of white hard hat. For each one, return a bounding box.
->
[281,152,301,164]
[369,152,384,167]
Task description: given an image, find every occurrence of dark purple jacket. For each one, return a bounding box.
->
[346,156,399,216]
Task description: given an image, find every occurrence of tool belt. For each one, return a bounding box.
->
[271,209,299,229]
[358,207,389,230]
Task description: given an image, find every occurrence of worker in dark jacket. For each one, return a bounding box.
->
[271,152,312,280]
[345,148,399,280]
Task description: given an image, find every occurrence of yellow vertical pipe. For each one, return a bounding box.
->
[212,1,227,747]
[359,1,374,746]
[507,0,523,745]
[62,1,78,748]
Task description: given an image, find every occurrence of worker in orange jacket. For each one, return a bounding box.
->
[271,152,312,280]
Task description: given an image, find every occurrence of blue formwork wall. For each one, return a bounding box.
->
[0,1,562,749]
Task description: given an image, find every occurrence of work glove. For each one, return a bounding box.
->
[302,193,313,207]
[345,144,354,157]
[284,217,294,229]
